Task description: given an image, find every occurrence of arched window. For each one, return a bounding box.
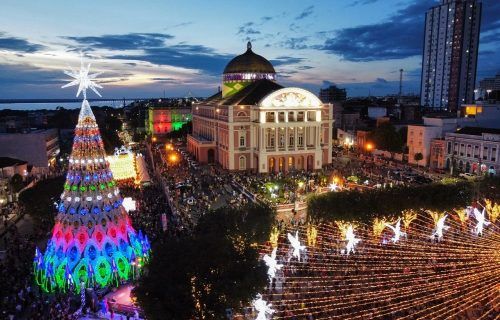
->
[237,111,247,117]
[239,156,246,170]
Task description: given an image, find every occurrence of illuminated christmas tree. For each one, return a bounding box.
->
[34,56,150,293]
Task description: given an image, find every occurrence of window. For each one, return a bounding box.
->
[278,112,285,123]
[267,129,275,148]
[307,111,316,121]
[474,145,479,158]
[492,148,497,162]
[297,112,304,122]
[466,145,471,157]
[460,144,464,156]
[483,147,488,160]
[289,132,295,147]
[239,134,245,147]
[298,132,304,147]
[447,142,452,154]
[279,131,285,148]
[288,112,295,122]
[239,156,246,170]
[266,112,275,123]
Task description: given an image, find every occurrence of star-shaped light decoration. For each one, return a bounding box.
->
[329,183,339,192]
[385,218,406,244]
[263,248,283,283]
[253,294,274,320]
[473,208,490,236]
[344,225,361,255]
[62,53,103,100]
[430,214,449,242]
[287,231,306,262]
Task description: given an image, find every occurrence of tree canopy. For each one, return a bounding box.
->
[19,176,64,232]
[369,123,404,153]
[134,203,275,319]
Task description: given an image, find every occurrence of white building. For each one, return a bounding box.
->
[420,0,481,112]
[445,127,500,175]
[188,43,333,173]
[407,116,461,166]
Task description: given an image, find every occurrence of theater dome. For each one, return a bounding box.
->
[223,42,275,74]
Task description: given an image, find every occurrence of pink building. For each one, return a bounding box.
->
[187,42,333,173]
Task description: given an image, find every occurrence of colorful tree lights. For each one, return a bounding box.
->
[34,56,150,293]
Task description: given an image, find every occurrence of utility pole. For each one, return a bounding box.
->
[399,69,403,101]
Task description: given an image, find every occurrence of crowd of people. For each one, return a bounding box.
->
[151,144,248,233]
[0,226,77,319]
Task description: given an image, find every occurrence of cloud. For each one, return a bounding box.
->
[64,33,234,75]
[150,77,177,83]
[112,45,233,75]
[0,32,45,53]
[322,80,337,87]
[347,0,380,7]
[64,33,174,50]
[297,65,314,70]
[270,56,305,66]
[319,0,436,61]
[375,78,388,84]
[481,31,500,45]
[236,22,262,41]
[481,0,500,32]
[295,5,314,20]
[281,36,309,50]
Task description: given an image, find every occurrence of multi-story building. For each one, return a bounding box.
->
[0,129,59,173]
[187,42,332,172]
[319,85,347,103]
[429,139,447,169]
[459,102,500,128]
[444,127,499,175]
[407,115,462,166]
[420,0,481,112]
[146,104,191,136]
[479,73,500,97]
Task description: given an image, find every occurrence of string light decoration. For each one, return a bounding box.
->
[484,199,499,223]
[254,206,499,319]
[402,209,418,230]
[263,248,283,283]
[106,150,138,184]
[287,231,306,262]
[385,218,405,244]
[473,208,490,236]
[453,207,470,227]
[34,55,150,293]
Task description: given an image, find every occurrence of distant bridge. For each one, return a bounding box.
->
[0,98,154,104]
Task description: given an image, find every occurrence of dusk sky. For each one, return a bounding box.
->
[0,0,498,100]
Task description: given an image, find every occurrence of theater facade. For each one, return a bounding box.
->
[187,42,332,173]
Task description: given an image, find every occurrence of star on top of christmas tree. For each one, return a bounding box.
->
[62,53,103,100]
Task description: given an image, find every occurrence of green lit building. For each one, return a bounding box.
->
[146,104,192,136]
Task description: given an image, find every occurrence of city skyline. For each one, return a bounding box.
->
[0,0,498,100]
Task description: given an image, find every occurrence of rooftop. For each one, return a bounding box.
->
[0,157,27,168]
[454,127,500,136]
[223,42,275,75]
[201,79,283,106]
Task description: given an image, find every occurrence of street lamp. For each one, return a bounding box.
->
[365,142,374,152]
